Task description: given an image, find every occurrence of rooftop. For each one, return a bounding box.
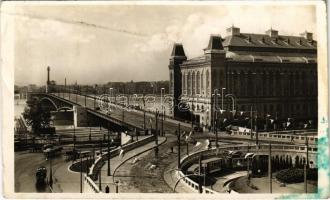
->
[179,27,317,65]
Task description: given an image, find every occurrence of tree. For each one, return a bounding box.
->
[23,98,51,134]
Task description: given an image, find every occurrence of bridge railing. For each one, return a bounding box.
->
[230,130,318,145]
[87,135,155,181]
[177,143,318,194]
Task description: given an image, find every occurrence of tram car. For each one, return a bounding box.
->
[186,158,226,175]
[35,166,47,185]
[225,151,248,170]
[201,157,225,175]
[250,154,269,176]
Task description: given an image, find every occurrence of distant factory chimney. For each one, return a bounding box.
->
[46,66,50,93]
[47,66,50,84]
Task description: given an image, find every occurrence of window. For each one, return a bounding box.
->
[206,70,210,94]
[182,73,185,93]
[187,72,191,95]
[192,72,196,95]
[201,72,204,94]
[197,71,201,94]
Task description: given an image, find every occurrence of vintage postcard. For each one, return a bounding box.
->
[1,0,329,199]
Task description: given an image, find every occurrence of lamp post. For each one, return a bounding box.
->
[221,88,226,111]
[80,151,83,193]
[75,84,78,104]
[47,153,53,189]
[212,89,221,147]
[154,110,159,158]
[268,143,272,193]
[107,123,111,176]
[143,92,146,130]
[109,88,113,113]
[69,85,71,100]
[177,123,181,170]
[73,125,76,153]
[161,88,165,136]
[304,136,309,193]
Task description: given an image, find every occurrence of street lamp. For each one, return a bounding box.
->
[107,125,113,176]
[46,152,53,189]
[212,89,221,148]
[225,94,236,115]
[221,88,226,111]
[154,110,159,158]
[161,88,165,136]
[177,123,181,170]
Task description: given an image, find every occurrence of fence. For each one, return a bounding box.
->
[177,143,318,194]
[230,130,318,145]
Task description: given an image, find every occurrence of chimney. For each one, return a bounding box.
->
[226,26,240,36]
[300,31,313,41]
[47,66,50,84]
[266,28,278,38]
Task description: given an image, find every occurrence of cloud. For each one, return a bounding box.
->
[133,5,316,58]
[9,4,316,85]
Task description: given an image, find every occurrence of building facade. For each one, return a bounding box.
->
[169,26,317,129]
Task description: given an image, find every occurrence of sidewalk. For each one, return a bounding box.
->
[162,140,208,193]
[94,136,166,193]
[211,171,247,192]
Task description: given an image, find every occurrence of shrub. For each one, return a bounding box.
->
[276,168,318,183]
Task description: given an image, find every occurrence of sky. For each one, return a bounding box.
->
[2,2,316,86]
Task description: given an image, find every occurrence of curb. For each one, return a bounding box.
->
[112,137,167,183]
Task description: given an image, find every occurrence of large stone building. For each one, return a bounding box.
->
[169,26,317,129]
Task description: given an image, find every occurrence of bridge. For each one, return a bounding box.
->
[29,92,192,134]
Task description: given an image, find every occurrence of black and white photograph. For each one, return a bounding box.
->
[1,1,329,199]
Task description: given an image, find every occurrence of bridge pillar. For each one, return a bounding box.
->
[74,106,88,127]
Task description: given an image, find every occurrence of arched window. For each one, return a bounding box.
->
[187,72,191,95]
[197,71,200,94]
[170,72,173,94]
[201,71,204,95]
[182,72,185,94]
[192,71,195,95]
[206,70,210,95]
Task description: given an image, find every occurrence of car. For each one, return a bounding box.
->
[35,166,47,185]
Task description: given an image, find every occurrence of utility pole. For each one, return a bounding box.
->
[155,111,159,158]
[269,143,272,193]
[99,138,103,156]
[198,154,203,193]
[80,152,83,193]
[250,106,253,140]
[161,109,164,136]
[94,90,96,109]
[255,111,259,146]
[107,124,111,176]
[76,84,78,104]
[99,170,102,191]
[304,136,308,193]
[177,123,181,169]
[143,93,146,130]
[73,125,76,152]
[49,154,53,189]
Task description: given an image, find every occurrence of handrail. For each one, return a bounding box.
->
[177,143,317,194]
